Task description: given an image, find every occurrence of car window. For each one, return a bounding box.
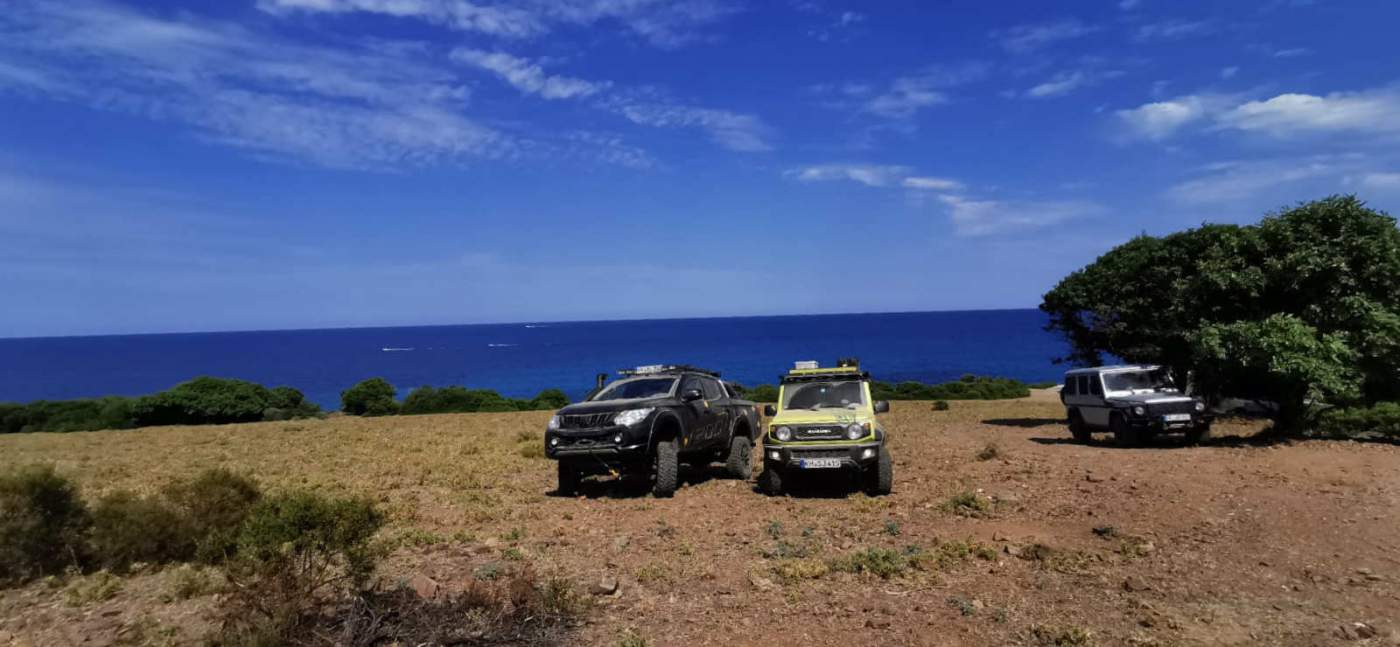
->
[1077,375,1089,395]
[701,377,724,400]
[680,376,702,396]
[1064,376,1077,395]
[592,378,677,401]
[1089,375,1103,396]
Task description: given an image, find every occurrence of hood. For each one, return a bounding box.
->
[557,397,670,414]
[770,408,872,426]
[1108,392,1197,405]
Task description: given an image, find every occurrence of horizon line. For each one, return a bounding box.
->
[0,306,1045,342]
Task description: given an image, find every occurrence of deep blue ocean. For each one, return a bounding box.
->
[0,310,1069,409]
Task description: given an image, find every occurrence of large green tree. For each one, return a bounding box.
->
[1040,196,1400,431]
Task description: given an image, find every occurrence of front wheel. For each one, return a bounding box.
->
[757,466,784,496]
[556,462,580,496]
[1111,413,1144,448]
[653,439,679,498]
[723,435,752,479]
[1184,423,1211,445]
[863,446,893,496]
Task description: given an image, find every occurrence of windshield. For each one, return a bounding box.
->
[782,380,865,410]
[591,377,676,401]
[1102,369,1176,393]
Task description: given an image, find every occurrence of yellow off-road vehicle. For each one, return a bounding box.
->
[758,359,892,496]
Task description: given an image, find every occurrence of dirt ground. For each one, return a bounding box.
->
[2,389,1398,646]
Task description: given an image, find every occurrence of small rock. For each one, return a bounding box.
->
[591,575,619,596]
[864,619,891,630]
[1123,577,1150,592]
[409,574,440,600]
[1004,545,1022,558]
[971,599,985,610]
[992,531,1009,542]
[1354,623,1379,639]
[748,574,775,591]
[612,535,631,551]
[1085,473,1106,483]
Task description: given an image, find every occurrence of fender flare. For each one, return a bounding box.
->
[728,411,755,445]
[646,410,684,452]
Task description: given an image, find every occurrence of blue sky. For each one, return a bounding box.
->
[3,0,1399,337]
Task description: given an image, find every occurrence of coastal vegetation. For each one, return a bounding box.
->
[737,375,1034,403]
[1041,196,1400,436]
[341,378,571,417]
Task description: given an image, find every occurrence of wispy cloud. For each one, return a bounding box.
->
[1166,158,1339,204]
[451,48,606,99]
[1361,172,1400,189]
[1133,19,1214,42]
[936,195,1104,237]
[992,19,1099,53]
[786,163,910,187]
[1115,95,1212,140]
[603,95,773,152]
[1220,66,1239,79]
[1273,47,1311,58]
[1023,67,1124,99]
[903,176,964,191]
[1216,90,1400,137]
[830,63,988,119]
[258,0,740,48]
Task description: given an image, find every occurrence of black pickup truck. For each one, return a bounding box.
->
[544,365,762,497]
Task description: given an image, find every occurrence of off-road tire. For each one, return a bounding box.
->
[556,463,581,496]
[1111,412,1143,448]
[757,466,784,496]
[723,435,752,479]
[653,439,679,498]
[1184,422,1212,445]
[864,446,893,496]
[1068,410,1091,443]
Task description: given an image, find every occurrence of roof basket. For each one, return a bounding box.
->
[618,364,721,378]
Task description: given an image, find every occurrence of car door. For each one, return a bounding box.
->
[677,376,718,452]
[1080,374,1111,427]
[700,377,730,448]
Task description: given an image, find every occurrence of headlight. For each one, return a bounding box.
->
[1132,406,1146,416]
[612,408,654,427]
[1195,402,1205,412]
[547,415,561,430]
[774,426,792,441]
[845,423,864,440]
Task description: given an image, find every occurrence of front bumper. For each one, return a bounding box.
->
[761,441,882,470]
[545,427,647,464]
[1127,413,1213,432]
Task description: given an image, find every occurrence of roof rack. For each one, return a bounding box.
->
[780,360,870,383]
[618,364,721,378]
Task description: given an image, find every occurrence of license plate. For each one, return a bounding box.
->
[799,458,842,469]
[1163,413,1192,422]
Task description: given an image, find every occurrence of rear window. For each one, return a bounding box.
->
[1089,376,1103,396]
[1063,376,1077,395]
[701,378,724,400]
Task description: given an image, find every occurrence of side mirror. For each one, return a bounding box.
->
[763,404,777,417]
[874,400,890,414]
[681,388,704,402]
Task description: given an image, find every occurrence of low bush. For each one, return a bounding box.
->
[1317,402,1400,439]
[828,547,907,579]
[400,384,569,415]
[0,397,136,434]
[0,465,90,582]
[162,468,262,563]
[341,377,399,416]
[529,388,570,410]
[745,384,781,403]
[88,491,189,571]
[132,376,274,426]
[1,380,319,435]
[221,491,386,639]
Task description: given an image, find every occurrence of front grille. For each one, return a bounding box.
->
[556,434,610,449]
[560,413,614,429]
[793,425,848,441]
[789,448,850,460]
[1148,401,1197,416]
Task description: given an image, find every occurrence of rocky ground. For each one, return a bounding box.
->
[2,390,1398,646]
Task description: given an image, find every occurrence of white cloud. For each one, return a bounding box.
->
[1220,66,1239,79]
[258,0,738,48]
[1274,47,1311,58]
[1360,172,1400,189]
[1026,71,1088,98]
[1166,159,1336,204]
[936,194,1104,237]
[993,19,1099,53]
[1216,91,1400,137]
[1118,0,1141,9]
[855,63,988,119]
[606,99,773,152]
[451,49,606,99]
[903,176,964,191]
[1116,96,1209,140]
[786,164,910,187]
[1134,19,1214,42]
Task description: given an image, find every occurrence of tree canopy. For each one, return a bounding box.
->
[1040,196,1400,431]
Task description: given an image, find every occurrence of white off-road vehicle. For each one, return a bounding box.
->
[1060,365,1212,447]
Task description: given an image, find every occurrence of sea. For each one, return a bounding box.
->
[0,309,1070,409]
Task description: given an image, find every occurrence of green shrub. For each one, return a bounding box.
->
[0,397,137,434]
[263,386,322,421]
[828,547,907,579]
[162,468,262,563]
[932,400,950,411]
[1317,402,1400,438]
[529,388,570,410]
[0,465,89,582]
[341,377,399,416]
[88,490,189,571]
[746,384,780,403]
[132,377,274,426]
